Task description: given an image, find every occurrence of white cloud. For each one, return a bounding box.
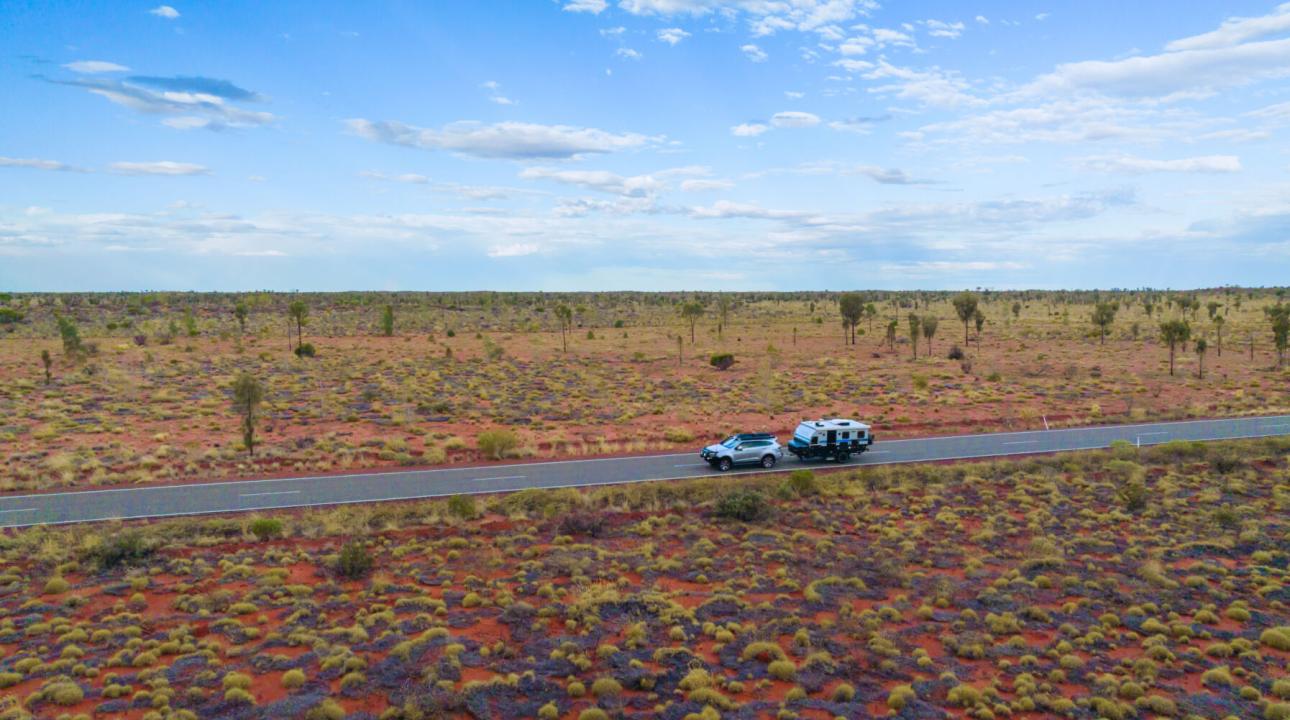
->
[1035,13,1049,21]
[0,157,87,172]
[52,76,274,130]
[488,243,541,257]
[922,19,965,39]
[616,47,643,60]
[1024,36,1290,102]
[863,60,983,107]
[975,15,989,25]
[784,90,805,99]
[770,111,821,128]
[1165,3,1290,51]
[730,122,768,136]
[149,5,179,19]
[347,119,660,159]
[680,178,734,191]
[63,60,129,74]
[617,0,879,37]
[741,44,768,62]
[563,0,607,13]
[657,27,691,45]
[520,167,664,197]
[1076,154,1242,174]
[360,171,430,184]
[109,161,209,176]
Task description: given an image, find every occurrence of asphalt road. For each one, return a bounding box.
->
[2,414,1288,528]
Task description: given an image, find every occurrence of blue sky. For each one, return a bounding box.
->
[2,1,1290,291]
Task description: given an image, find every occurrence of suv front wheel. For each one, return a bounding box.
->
[761,454,777,469]
[717,457,733,472]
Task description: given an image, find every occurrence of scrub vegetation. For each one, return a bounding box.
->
[1,289,1287,493]
[0,438,1286,718]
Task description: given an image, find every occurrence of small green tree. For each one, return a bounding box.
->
[1213,315,1224,356]
[839,292,864,345]
[717,295,733,338]
[1267,304,1290,368]
[41,349,52,384]
[335,541,373,580]
[921,315,939,356]
[1206,301,1222,321]
[709,352,735,370]
[183,309,198,337]
[233,302,248,334]
[864,302,878,332]
[380,304,394,337]
[907,313,922,359]
[885,318,898,350]
[1091,301,1118,344]
[973,308,985,349]
[56,314,83,356]
[952,292,979,345]
[554,304,573,352]
[680,302,704,344]
[1159,319,1190,376]
[231,373,265,456]
[1194,337,1208,379]
[1011,301,1022,320]
[288,300,308,351]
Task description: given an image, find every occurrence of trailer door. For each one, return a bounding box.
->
[826,430,837,445]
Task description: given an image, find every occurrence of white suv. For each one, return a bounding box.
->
[699,433,784,471]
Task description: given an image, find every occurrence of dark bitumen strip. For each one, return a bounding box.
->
[1,415,1287,528]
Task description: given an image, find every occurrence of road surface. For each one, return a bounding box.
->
[2,414,1288,528]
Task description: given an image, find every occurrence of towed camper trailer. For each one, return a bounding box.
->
[785,419,873,463]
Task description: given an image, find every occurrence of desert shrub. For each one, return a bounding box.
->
[557,511,606,538]
[1212,505,1240,532]
[1266,703,1290,720]
[334,541,374,580]
[887,684,916,710]
[306,699,346,720]
[912,374,929,391]
[446,494,477,520]
[1115,477,1148,514]
[713,489,771,522]
[294,342,317,358]
[578,710,609,720]
[538,703,559,720]
[44,680,84,706]
[477,430,519,460]
[590,677,622,697]
[709,353,735,370]
[85,533,154,570]
[1261,627,1290,651]
[44,576,70,594]
[948,345,965,360]
[281,669,306,689]
[766,660,796,681]
[783,469,818,497]
[0,673,20,689]
[249,517,283,541]
[223,672,252,690]
[225,687,254,704]
[663,426,695,443]
[832,683,856,702]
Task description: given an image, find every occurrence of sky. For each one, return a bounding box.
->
[3,1,1290,291]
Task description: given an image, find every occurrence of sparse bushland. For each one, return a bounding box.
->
[0,437,1285,717]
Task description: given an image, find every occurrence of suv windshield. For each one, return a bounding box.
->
[720,436,739,448]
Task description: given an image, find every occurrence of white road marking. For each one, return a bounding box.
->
[470,475,527,482]
[239,490,301,498]
[1264,423,1290,428]
[1002,440,1039,446]
[674,463,708,468]
[1137,432,1168,437]
[0,508,36,514]
[866,450,891,454]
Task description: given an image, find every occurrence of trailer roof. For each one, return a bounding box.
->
[796,418,871,432]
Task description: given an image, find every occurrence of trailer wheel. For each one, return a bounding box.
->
[718,457,732,472]
[761,454,777,469]
[836,451,850,463]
